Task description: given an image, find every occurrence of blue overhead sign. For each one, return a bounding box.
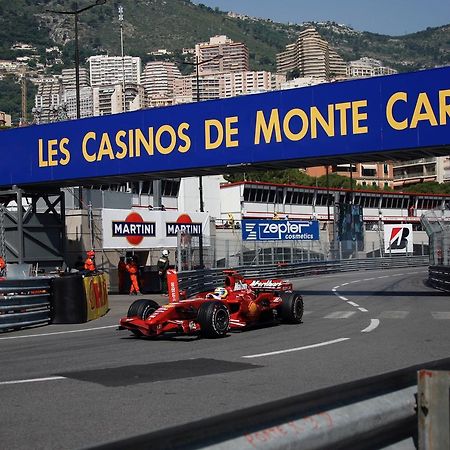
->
[0,66,449,187]
[242,220,320,241]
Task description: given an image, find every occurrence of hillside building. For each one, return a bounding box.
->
[61,68,90,90]
[276,27,347,80]
[196,35,249,75]
[33,78,63,124]
[141,61,181,102]
[393,157,450,187]
[88,55,141,87]
[347,57,397,78]
[306,163,394,189]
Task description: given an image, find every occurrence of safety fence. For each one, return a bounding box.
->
[177,255,429,297]
[90,357,450,450]
[0,272,109,332]
[0,278,52,331]
[428,265,450,292]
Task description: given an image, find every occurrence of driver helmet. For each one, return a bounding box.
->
[162,249,169,257]
[213,287,228,299]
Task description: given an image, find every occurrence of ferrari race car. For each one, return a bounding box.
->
[119,270,303,339]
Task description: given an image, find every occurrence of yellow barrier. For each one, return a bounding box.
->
[83,273,109,321]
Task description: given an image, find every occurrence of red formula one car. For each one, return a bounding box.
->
[119,270,303,339]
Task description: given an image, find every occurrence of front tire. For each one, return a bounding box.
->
[197,301,230,338]
[127,299,160,320]
[279,292,303,324]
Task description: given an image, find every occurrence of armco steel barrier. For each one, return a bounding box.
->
[178,256,429,297]
[90,357,450,450]
[0,278,52,331]
[428,265,450,292]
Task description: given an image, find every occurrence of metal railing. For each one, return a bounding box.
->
[428,265,450,292]
[177,255,429,297]
[0,278,52,331]
[89,357,450,450]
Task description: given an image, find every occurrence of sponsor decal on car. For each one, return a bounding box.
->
[249,280,283,289]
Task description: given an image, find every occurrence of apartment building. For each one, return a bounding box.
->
[196,35,249,75]
[141,61,181,101]
[173,74,222,103]
[276,27,347,80]
[393,157,450,187]
[63,86,94,120]
[92,85,124,116]
[221,71,285,97]
[307,163,394,189]
[347,57,397,78]
[61,68,90,90]
[0,111,12,127]
[88,55,141,87]
[34,78,63,124]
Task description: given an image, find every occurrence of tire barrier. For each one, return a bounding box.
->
[0,278,52,331]
[88,357,450,450]
[428,265,450,292]
[52,272,109,324]
[178,256,430,298]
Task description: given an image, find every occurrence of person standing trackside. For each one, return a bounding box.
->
[84,250,96,272]
[118,256,127,294]
[126,256,141,295]
[157,249,170,296]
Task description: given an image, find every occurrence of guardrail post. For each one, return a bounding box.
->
[418,370,450,449]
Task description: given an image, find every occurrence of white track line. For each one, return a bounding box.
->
[358,307,368,313]
[0,376,66,386]
[361,319,380,333]
[347,301,360,307]
[242,338,349,358]
[0,325,117,341]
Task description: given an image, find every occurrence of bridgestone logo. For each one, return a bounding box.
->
[166,223,202,236]
[112,222,156,236]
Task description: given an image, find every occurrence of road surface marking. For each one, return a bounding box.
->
[0,376,66,386]
[0,325,117,340]
[338,295,348,301]
[358,307,368,312]
[431,312,450,320]
[379,311,410,319]
[347,301,359,307]
[242,338,350,358]
[361,319,380,333]
[325,311,356,319]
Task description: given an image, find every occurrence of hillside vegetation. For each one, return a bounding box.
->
[0,0,448,73]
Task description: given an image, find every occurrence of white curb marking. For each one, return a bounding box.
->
[0,376,66,386]
[242,338,350,358]
[361,319,380,333]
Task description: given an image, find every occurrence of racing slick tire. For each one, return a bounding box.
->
[197,301,230,338]
[279,292,303,324]
[127,299,160,320]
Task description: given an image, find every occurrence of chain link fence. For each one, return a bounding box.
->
[175,221,429,270]
[421,210,450,266]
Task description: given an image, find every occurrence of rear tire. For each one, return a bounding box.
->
[197,301,230,338]
[127,299,160,320]
[279,292,303,324]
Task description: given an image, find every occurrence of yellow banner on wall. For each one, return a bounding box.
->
[83,273,109,321]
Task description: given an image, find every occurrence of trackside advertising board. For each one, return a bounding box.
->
[384,224,413,254]
[242,220,319,241]
[0,67,449,187]
[102,209,210,249]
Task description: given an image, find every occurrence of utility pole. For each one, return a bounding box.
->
[20,69,27,126]
[118,5,126,112]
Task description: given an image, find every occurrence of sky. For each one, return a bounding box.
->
[193,0,450,36]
